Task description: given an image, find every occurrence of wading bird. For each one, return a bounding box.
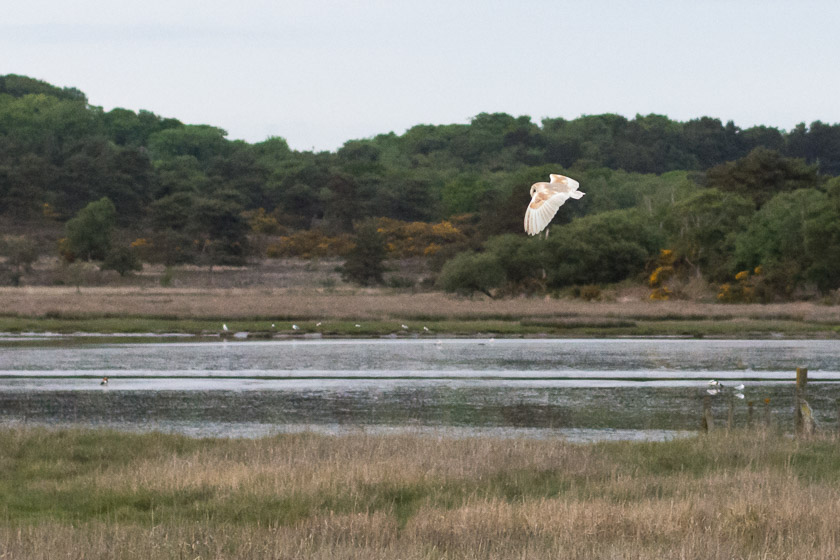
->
[707,380,745,399]
[524,174,584,237]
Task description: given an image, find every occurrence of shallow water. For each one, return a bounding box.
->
[1,337,839,441]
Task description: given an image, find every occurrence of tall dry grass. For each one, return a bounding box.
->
[2,427,840,559]
[2,285,840,324]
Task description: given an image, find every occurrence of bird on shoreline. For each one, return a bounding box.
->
[524,174,584,237]
[100,377,109,386]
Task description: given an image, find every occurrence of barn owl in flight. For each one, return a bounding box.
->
[524,174,584,236]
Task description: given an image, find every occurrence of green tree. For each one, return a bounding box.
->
[706,148,819,207]
[803,208,840,293]
[251,136,292,167]
[101,246,142,276]
[150,189,247,272]
[734,189,827,298]
[337,139,383,176]
[53,139,154,217]
[740,125,784,153]
[0,74,86,101]
[101,107,180,147]
[0,235,38,285]
[0,153,57,218]
[207,146,269,208]
[681,117,735,169]
[667,189,755,280]
[190,194,249,266]
[374,172,440,222]
[150,191,194,231]
[542,209,662,288]
[147,125,230,164]
[153,156,208,198]
[64,197,116,260]
[340,220,387,286]
[322,174,362,233]
[437,251,505,298]
[102,108,145,146]
[476,182,529,238]
[442,174,491,215]
[802,178,840,293]
[483,234,545,291]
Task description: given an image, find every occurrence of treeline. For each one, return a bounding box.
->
[1,74,840,299]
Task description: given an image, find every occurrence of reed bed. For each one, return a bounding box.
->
[2,427,840,559]
[2,286,840,325]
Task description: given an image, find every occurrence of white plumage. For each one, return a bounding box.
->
[524,174,584,236]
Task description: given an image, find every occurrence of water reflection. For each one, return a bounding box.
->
[1,338,839,440]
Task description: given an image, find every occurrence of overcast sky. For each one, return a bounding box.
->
[3,1,839,152]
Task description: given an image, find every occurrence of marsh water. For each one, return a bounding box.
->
[2,336,839,441]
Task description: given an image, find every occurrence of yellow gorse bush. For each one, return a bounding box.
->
[649,249,676,300]
[718,267,762,303]
[267,230,355,259]
[243,208,287,235]
[373,218,467,258]
[263,218,467,259]
[42,202,59,219]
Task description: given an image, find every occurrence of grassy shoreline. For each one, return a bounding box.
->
[1,285,839,338]
[2,315,839,338]
[2,427,840,559]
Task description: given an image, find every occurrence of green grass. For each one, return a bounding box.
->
[1,314,838,338]
[2,286,839,339]
[3,427,840,558]
[2,427,840,526]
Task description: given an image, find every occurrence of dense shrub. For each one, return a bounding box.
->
[340,220,387,286]
[437,252,505,297]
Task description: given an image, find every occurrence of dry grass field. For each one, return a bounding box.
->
[2,284,840,337]
[4,285,840,321]
[2,258,840,336]
[2,427,840,559]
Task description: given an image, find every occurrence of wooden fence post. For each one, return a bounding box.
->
[702,394,714,433]
[763,398,771,429]
[795,367,816,438]
[794,367,806,436]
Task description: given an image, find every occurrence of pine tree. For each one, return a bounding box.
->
[340,220,387,286]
